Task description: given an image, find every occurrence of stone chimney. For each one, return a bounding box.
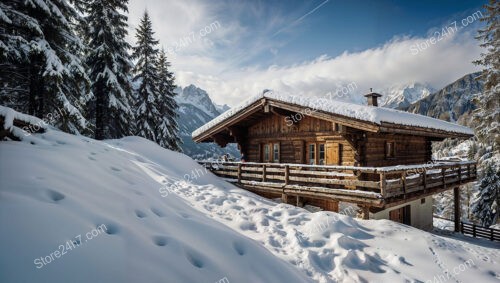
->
[364,88,382,107]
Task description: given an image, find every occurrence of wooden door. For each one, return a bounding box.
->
[293,140,305,164]
[389,205,411,225]
[326,141,340,165]
[389,208,403,223]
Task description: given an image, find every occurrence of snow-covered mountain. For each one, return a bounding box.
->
[380,82,435,109]
[176,84,220,117]
[175,85,239,159]
[404,72,482,125]
[215,103,230,113]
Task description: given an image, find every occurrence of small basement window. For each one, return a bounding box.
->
[385,141,395,159]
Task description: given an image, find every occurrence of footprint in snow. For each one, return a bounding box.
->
[184,249,205,268]
[151,207,166,217]
[135,209,147,218]
[47,189,65,202]
[152,235,169,247]
[232,241,246,256]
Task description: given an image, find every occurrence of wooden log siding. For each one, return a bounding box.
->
[364,133,430,167]
[198,160,477,206]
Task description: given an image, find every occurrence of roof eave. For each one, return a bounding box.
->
[379,122,474,139]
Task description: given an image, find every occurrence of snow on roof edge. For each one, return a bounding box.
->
[192,91,474,138]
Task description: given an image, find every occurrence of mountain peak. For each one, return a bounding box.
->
[175,84,220,117]
[381,82,435,109]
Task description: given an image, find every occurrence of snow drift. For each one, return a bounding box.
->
[0,130,309,283]
[0,112,498,282]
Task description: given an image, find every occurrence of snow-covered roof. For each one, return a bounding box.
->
[192,91,474,139]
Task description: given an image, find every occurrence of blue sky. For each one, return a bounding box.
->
[259,0,484,62]
[128,0,486,105]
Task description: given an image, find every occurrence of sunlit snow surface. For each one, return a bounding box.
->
[0,129,498,283]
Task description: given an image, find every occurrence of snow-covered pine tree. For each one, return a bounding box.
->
[473,0,499,155]
[472,163,499,226]
[83,0,135,139]
[0,0,92,135]
[155,48,182,151]
[471,0,500,225]
[0,2,30,112]
[132,11,161,142]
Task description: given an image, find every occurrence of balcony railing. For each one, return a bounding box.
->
[198,160,477,206]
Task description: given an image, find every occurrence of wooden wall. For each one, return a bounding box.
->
[245,114,356,166]
[364,132,432,167]
[242,113,433,167]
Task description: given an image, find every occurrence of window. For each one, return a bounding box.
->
[319,144,325,165]
[385,141,395,158]
[309,144,316,165]
[420,198,426,204]
[273,143,280,163]
[263,144,270,162]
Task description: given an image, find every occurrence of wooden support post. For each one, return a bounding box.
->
[296,196,304,207]
[402,171,407,199]
[441,168,446,190]
[423,168,427,193]
[284,165,290,185]
[262,164,267,182]
[458,166,462,184]
[454,187,460,232]
[379,172,386,197]
[237,163,242,183]
[281,193,288,204]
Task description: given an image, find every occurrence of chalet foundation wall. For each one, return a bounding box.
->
[371,196,434,230]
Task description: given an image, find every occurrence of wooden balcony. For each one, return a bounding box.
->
[198,160,477,208]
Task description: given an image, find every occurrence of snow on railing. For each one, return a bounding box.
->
[198,160,477,200]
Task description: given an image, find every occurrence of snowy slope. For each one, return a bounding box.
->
[0,131,309,283]
[1,123,498,283]
[381,82,435,109]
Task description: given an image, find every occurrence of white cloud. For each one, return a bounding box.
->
[128,1,483,107]
[177,30,482,106]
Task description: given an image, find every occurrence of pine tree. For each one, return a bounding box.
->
[156,48,182,151]
[83,0,135,139]
[0,0,92,134]
[132,11,161,142]
[0,2,29,112]
[472,163,499,226]
[473,0,499,155]
[471,0,500,225]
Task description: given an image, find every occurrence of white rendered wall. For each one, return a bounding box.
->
[370,196,434,230]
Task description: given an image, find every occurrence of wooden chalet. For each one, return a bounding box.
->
[192,90,476,231]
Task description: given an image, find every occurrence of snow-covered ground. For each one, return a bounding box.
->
[1,127,499,283]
